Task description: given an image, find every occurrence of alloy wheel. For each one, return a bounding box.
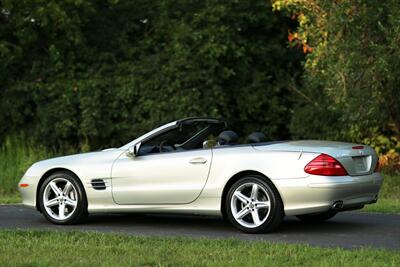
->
[230,182,271,228]
[43,178,78,221]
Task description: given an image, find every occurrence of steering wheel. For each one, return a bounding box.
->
[159,140,176,153]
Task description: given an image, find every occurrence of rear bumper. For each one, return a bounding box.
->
[274,172,383,216]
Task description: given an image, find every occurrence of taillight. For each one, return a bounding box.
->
[304,154,348,176]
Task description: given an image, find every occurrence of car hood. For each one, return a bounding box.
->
[25,149,125,177]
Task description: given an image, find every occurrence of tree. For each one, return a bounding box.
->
[273,0,400,154]
[0,0,301,149]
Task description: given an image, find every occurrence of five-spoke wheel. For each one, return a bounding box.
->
[39,172,88,224]
[226,175,283,233]
[43,178,78,220]
[231,183,271,228]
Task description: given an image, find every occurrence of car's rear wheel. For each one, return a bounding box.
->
[39,172,88,224]
[296,211,337,223]
[225,175,283,233]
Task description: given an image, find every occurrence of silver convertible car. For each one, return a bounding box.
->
[19,117,383,233]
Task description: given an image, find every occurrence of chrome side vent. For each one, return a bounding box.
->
[91,179,106,190]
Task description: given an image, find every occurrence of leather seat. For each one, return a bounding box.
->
[218,130,239,146]
[247,132,267,143]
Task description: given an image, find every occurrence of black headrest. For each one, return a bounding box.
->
[247,132,267,143]
[218,130,239,145]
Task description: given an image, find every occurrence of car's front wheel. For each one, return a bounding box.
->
[225,175,284,233]
[38,172,88,224]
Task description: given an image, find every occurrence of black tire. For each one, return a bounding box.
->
[296,211,337,223]
[38,171,88,224]
[225,175,284,233]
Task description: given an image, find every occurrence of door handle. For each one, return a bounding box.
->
[189,157,207,164]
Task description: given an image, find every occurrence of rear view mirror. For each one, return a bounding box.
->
[127,142,141,158]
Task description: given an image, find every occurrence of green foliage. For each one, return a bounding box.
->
[0,0,301,149]
[274,0,400,149]
[0,134,57,194]
[363,136,400,156]
[0,193,20,204]
[362,173,400,213]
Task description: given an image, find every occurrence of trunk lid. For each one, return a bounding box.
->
[253,140,378,176]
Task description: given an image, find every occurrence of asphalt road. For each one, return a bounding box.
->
[0,205,398,249]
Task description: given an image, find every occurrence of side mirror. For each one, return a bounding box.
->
[127,142,141,158]
[202,140,216,149]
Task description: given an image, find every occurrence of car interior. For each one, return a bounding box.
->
[138,119,268,156]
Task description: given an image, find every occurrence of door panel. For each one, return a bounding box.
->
[111,149,212,204]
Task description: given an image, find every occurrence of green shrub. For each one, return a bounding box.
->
[0,0,301,149]
[0,134,56,194]
[274,0,400,146]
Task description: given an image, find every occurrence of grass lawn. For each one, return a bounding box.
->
[0,230,398,267]
[0,191,21,204]
[362,198,400,213]
[361,173,400,213]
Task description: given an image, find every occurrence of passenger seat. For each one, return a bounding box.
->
[247,132,267,143]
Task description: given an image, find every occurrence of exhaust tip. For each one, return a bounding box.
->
[332,201,344,210]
